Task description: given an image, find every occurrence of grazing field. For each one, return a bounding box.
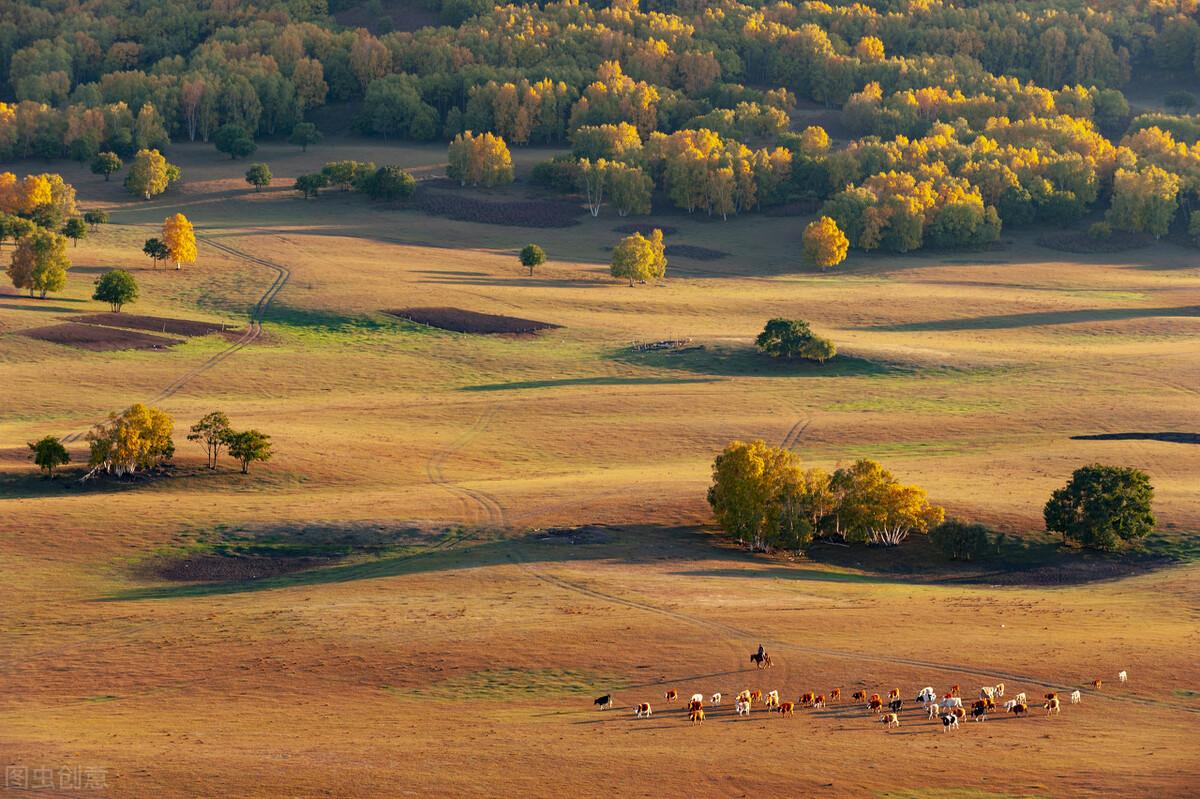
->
[2,139,1199,798]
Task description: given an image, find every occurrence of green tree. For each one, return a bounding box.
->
[187,411,233,469]
[1164,90,1196,114]
[930,518,992,561]
[755,318,836,363]
[610,228,667,286]
[61,217,87,247]
[1190,210,1200,245]
[294,173,328,199]
[245,163,272,191]
[28,435,69,477]
[519,243,546,275]
[362,165,416,200]
[8,228,70,298]
[227,429,273,474]
[90,151,122,181]
[83,210,108,231]
[1106,166,1181,238]
[143,237,169,268]
[92,269,138,312]
[124,149,176,200]
[1044,464,1155,551]
[288,122,323,152]
[214,124,255,159]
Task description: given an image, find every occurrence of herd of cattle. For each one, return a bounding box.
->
[594,669,1129,731]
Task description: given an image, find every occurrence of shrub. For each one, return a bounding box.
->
[930,518,992,561]
[755,318,837,363]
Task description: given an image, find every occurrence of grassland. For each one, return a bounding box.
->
[1,138,1198,797]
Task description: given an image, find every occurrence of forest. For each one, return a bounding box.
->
[2,0,1199,257]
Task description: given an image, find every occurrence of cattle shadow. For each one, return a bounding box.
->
[864,305,1200,332]
[1071,431,1200,445]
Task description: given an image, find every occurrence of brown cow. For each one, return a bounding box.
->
[776,701,795,716]
[1044,692,1058,701]
[949,684,961,697]
[635,702,652,718]
[799,692,816,707]
[750,690,763,704]
[1010,702,1028,717]
[951,706,966,719]
[1044,697,1061,716]
[880,712,900,728]
[1092,679,1103,691]
[813,694,826,709]
[687,699,703,713]
[852,690,867,703]
[982,696,996,711]
[665,689,677,702]
[868,698,884,713]
[888,688,901,700]
[690,707,705,726]
[830,688,842,703]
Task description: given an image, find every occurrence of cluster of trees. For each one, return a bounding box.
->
[447,131,513,188]
[33,405,274,480]
[142,213,196,270]
[707,440,944,554]
[123,149,181,200]
[1044,464,1155,552]
[755,319,836,364]
[293,160,416,200]
[610,228,666,286]
[1,171,83,298]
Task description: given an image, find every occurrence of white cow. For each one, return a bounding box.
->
[1118,670,1128,684]
[635,703,652,718]
[980,686,996,700]
[1003,699,1018,712]
[926,703,940,720]
[941,696,963,710]
[917,687,937,705]
[766,690,780,708]
[711,692,722,706]
[735,700,751,716]
[1013,692,1027,705]
[690,693,704,705]
[1070,690,1082,704]
[941,713,960,733]
[994,683,1005,698]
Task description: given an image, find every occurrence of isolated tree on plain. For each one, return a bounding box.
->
[829,459,944,546]
[187,411,233,469]
[28,436,69,477]
[227,429,273,474]
[143,237,169,268]
[244,163,272,191]
[214,124,256,159]
[162,213,197,270]
[1044,464,1155,551]
[124,149,176,200]
[288,122,323,152]
[62,217,87,247]
[610,228,667,286]
[8,228,70,298]
[294,173,328,199]
[85,403,175,477]
[92,269,138,312]
[755,318,837,363]
[802,216,848,269]
[90,152,122,181]
[930,518,992,561]
[519,244,546,275]
[83,209,108,231]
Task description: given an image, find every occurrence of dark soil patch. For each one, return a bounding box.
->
[613,223,679,236]
[666,244,730,261]
[412,186,582,228]
[1036,231,1154,253]
[20,322,182,351]
[960,559,1168,586]
[531,525,615,545]
[74,313,240,337]
[1072,431,1200,445]
[385,307,561,335]
[149,552,347,583]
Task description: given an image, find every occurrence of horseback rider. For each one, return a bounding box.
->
[757,643,765,661]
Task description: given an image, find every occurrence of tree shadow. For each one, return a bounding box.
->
[864,305,1200,332]
[1071,432,1199,445]
[0,469,143,500]
[460,376,722,392]
[610,344,902,379]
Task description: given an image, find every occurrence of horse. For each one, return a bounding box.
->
[750,651,772,669]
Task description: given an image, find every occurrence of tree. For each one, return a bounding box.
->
[362,166,416,200]
[1164,90,1196,114]
[28,436,69,477]
[447,131,514,187]
[90,152,122,181]
[143,237,168,268]
[519,244,546,275]
[187,411,233,469]
[1106,166,1181,238]
[85,404,174,478]
[162,213,197,270]
[62,217,87,247]
[607,163,653,216]
[610,228,667,286]
[124,149,175,200]
[214,124,256,159]
[92,269,138,312]
[1044,464,1155,551]
[930,518,992,561]
[84,209,108,231]
[227,429,273,474]
[8,228,70,298]
[830,459,944,546]
[288,122,323,152]
[245,163,272,192]
[802,216,849,269]
[294,173,328,199]
[755,318,836,363]
[1190,210,1200,245]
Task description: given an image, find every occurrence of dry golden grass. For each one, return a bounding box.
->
[1,139,1198,797]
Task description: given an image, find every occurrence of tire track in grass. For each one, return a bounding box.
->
[507,549,1199,715]
[424,404,507,529]
[61,235,289,442]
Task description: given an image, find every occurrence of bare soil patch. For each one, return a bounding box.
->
[147,552,346,583]
[386,307,561,335]
[613,223,679,236]
[20,322,182,351]
[412,186,582,228]
[74,313,239,337]
[1037,230,1153,253]
[530,525,615,545]
[666,244,730,261]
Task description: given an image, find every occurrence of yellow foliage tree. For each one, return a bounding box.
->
[802,216,849,269]
[125,149,172,200]
[20,174,52,213]
[447,131,514,187]
[85,403,175,477]
[855,36,886,62]
[7,228,70,298]
[162,213,197,270]
[610,228,667,286]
